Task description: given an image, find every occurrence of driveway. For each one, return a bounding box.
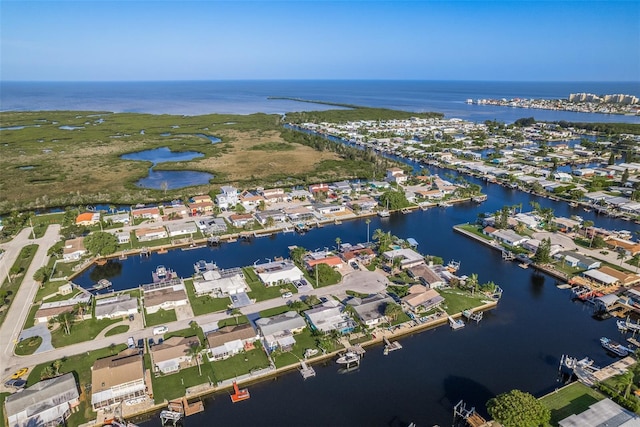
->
[533,231,577,251]
[19,323,54,353]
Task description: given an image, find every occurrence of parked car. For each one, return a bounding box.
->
[153,325,168,335]
[10,368,28,379]
[282,292,293,299]
[128,314,135,321]
[5,379,26,388]
[350,262,360,270]
[127,337,135,348]
[148,338,155,347]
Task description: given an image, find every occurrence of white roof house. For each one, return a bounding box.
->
[347,294,395,327]
[304,301,356,334]
[95,294,138,319]
[193,268,248,297]
[216,185,239,210]
[165,221,198,237]
[584,269,620,286]
[559,398,640,427]
[254,260,304,286]
[255,311,307,338]
[5,373,79,427]
[382,248,425,269]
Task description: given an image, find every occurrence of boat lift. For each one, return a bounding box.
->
[453,400,487,427]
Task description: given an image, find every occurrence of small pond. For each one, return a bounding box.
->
[120,147,212,189]
[120,147,204,163]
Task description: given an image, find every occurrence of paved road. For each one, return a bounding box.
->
[0,224,61,378]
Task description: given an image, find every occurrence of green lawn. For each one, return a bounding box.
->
[184,278,231,316]
[455,224,493,240]
[259,305,292,318]
[151,363,215,403]
[27,344,127,426]
[50,317,121,347]
[391,311,412,326]
[0,244,39,327]
[244,267,297,302]
[438,288,488,315]
[539,382,606,426]
[104,325,130,337]
[51,260,82,279]
[22,304,40,329]
[14,336,42,355]
[218,316,249,328]
[145,308,177,327]
[209,347,271,382]
[34,278,68,302]
[271,329,335,368]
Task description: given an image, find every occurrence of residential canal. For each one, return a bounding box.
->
[73,173,640,426]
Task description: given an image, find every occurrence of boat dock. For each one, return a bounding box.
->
[453,400,488,427]
[159,410,182,426]
[448,316,465,330]
[299,360,316,379]
[462,309,483,323]
[383,336,402,355]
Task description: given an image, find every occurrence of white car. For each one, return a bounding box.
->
[282,292,293,299]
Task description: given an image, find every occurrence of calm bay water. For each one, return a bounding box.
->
[8,80,640,425]
[2,80,639,123]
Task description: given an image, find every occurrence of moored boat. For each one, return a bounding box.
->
[600,337,630,357]
[336,351,360,366]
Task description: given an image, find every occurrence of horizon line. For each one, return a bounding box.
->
[2,79,639,84]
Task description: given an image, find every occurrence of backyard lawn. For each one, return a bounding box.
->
[209,348,271,382]
[152,364,215,403]
[244,267,297,302]
[539,382,605,425]
[438,288,489,315]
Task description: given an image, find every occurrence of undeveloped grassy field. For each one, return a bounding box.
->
[0,111,343,212]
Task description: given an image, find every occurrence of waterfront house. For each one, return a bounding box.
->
[283,206,316,222]
[253,260,304,286]
[558,398,640,427]
[215,186,239,210]
[95,294,138,320]
[5,372,79,427]
[401,285,445,313]
[331,180,352,193]
[165,221,198,237]
[150,336,197,374]
[407,263,445,288]
[254,209,287,226]
[554,251,601,270]
[598,266,640,288]
[552,172,573,182]
[583,269,621,287]
[313,203,347,216]
[304,255,344,271]
[256,311,306,352]
[115,231,130,244]
[63,237,87,261]
[35,293,92,323]
[228,213,254,228]
[521,239,562,257]
[304,300,356,334]
[75,212,100,226]
[552,217,581,233]
[347,293,395,328]
[347,196,379,212]
[193,267,248,297]
[91,349,148,410]
[206,324,258,361]
[131,207,161,220]
[143,281,188,314]
[489,229,528,247]
[135,226,167,242]
[196,217,227,234]
[382,248,425,270]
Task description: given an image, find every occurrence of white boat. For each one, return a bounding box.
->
[600,337,630,357]
[377,210,390,218]
[336,351,360,365]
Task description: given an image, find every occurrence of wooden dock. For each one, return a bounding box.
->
[383,336,402,355]
[299,360,316,379]
[462,309,483,323]
[453,400,488,427]
[448,316,465,330]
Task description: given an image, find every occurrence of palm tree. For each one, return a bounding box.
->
[40,366,55,380]
[617,250,627,266]
[229,308,242,325]
[186,341,204,376]
[335,237,342,252]
[52,359,63,376]
[631,254,640,273]
[53,311,74,335]
[384,302,403,323]
[467,273,479,294]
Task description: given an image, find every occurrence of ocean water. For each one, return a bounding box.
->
[1,80,639,123]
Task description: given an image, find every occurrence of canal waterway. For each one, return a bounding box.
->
[74,169,640,426]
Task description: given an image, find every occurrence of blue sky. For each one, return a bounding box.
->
[1,1,638,81]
